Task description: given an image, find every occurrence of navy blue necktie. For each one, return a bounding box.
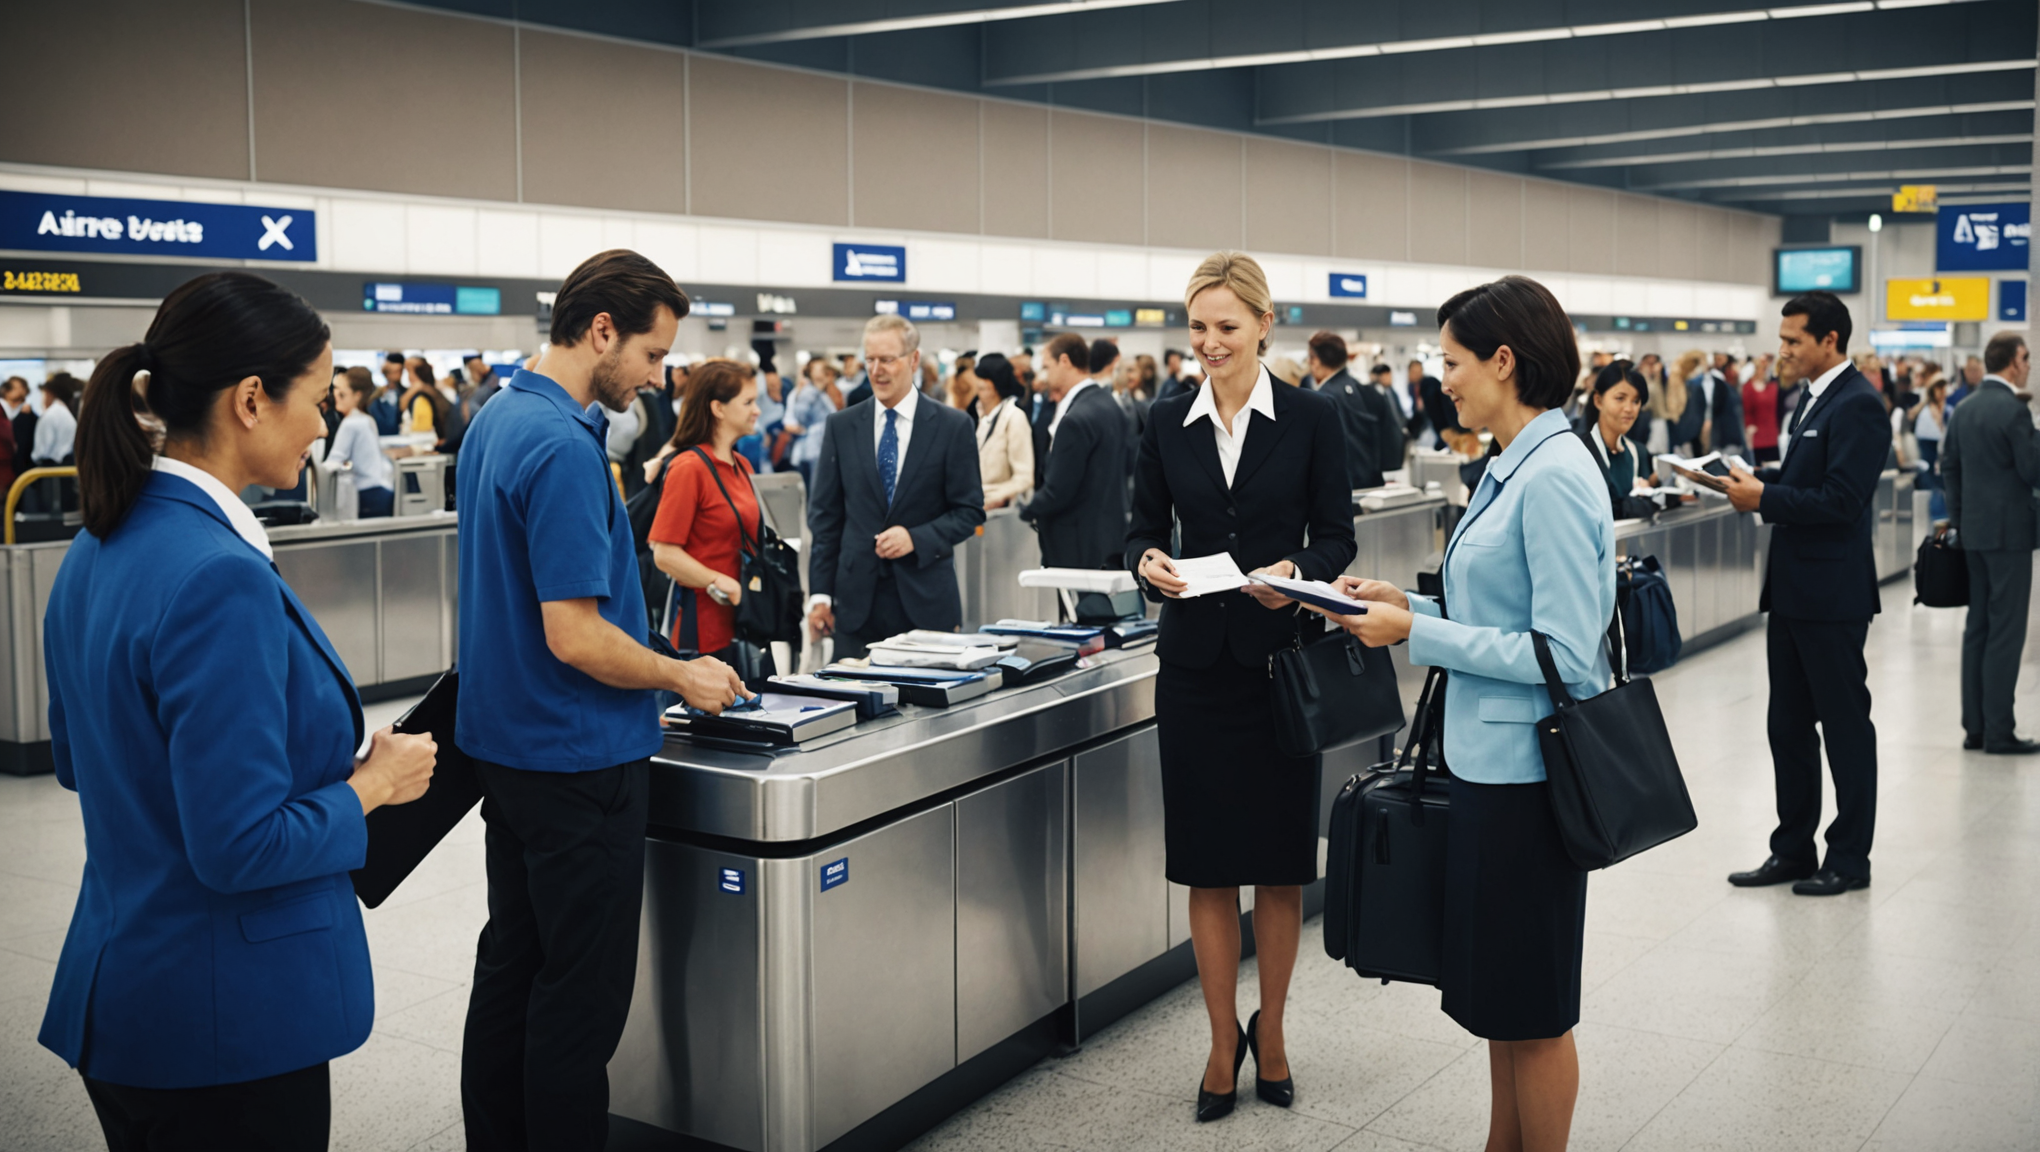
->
[878,406,899,506]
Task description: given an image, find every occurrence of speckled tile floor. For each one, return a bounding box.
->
[5,599,2040,1151]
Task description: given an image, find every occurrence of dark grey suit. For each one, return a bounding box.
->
[1312,368,1405,488]
[1942,376,2040,746]
[1020,383,1129,569]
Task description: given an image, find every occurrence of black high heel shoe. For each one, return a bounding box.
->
[1195,1021,1250,1122]
[1246,1010,1295,1108]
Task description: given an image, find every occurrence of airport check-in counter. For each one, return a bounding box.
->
[0,512,457,773]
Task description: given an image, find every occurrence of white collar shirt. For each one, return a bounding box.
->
[1982,373,2015,395]
[1049,378,1100,439]
[1780,358,1853,461]
[1184,365,1276,487]
[871,383,920,474]
[152,455,273,560]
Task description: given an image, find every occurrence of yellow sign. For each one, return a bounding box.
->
[1,269,81,293]
[1886,277,1989,321]
[1133,308,1167,327]
[1893,185,1937,213]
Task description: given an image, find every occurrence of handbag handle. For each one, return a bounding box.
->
[1395,666,1449,823]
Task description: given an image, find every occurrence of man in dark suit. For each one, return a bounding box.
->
[1942,331,2040,754]
[1021,334,1128,569]
[1,376,35,482]
[1306,332,1403,489]
[1028,363,1055,489]
[1723,292,1889,896]
[1678,360,1748,454]
[1411,360,1458,449]
[806,315,984,659]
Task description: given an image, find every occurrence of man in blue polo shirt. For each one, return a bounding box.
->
[454,248,746,1151]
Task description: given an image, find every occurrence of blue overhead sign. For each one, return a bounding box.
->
[2002,279,2028,323]
[1329,273,1368,298]
[363,283,500,315]
[0,190,316,262]
[833,242,905,282]
[1937,203,2030,272]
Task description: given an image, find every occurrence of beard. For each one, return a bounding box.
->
[589,345,639,413]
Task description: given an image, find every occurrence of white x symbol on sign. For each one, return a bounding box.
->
[258,214,294,251]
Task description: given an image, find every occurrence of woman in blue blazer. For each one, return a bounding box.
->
[41,272,436,1152]
[1316,277,1614,1152]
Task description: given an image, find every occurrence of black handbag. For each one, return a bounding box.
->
[1531,621,1697,870]
[1323,665,1450,985]
[692,448,804,646]
[1268,620,1407,757]
[1914,528,1969,608]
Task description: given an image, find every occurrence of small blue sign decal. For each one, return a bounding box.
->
[1329,273,1368,298]
[834,243,905,282]
[2000,279,2028,323]
[820,858,849,892]
[718,867,745,894]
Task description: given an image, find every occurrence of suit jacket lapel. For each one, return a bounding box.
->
[1182,411,1231,497]
[850,402,886,507]
[888,404,937,514]
[1228,388,1300,493]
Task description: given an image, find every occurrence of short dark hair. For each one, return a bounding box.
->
[1435,275,1580,411]
[1368,363,1392,378]
[1307,330,1348,369]
[1087,338,1120,374]
[1984,330,2027,374]
[1408,359,1424,370]
[1044,332,1087,369]
[1164,348,1183,365]
[548,248,690,347]
[384,352,404,366]
[1781,291,1851,356]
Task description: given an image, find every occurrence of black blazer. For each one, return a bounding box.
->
[1029,393,1054,489]
[807,398,985,636]
[1943,378,2040,552]
[1755,365,1888,622]
[1417,375,1459,447]
[1315,369,1404,489]
[11,407,36,474]
[1126,378,1357,668]
[1020,384,1129,569]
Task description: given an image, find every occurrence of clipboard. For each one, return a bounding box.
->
[350,669,482,909]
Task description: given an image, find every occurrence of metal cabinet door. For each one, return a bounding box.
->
[379,534,446,681]
[810,804,956,1149]
[1072,726,1169,999]
[274,540,379,684]
[955,761,1068,1062]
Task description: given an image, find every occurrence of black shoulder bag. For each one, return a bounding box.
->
[690,448,805,646]
[1531,615,1697,870]
[1268,615,1407,757]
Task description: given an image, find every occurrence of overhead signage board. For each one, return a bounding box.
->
[1886,277,1990,321]
[1329,273,1369,298]
[694,300,737,317]
[2001,279,2028,323]
[1774,246,1860,295]
[0,189,316,262]
[833,242,905,282]
[363,283,500,315]
[1938,203,2030,271]
[2,267,84,296]
[874,299,955,321]
[1019,301,1046,322]
[1893,185,1937,213]
[1388,311,1418,327]
[1134,308,1167,327]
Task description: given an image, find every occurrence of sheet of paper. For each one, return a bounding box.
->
[1248,573,1371,616]
[1173,552,1251,597]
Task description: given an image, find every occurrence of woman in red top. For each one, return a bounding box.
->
[649,360,762,661]
[1741,361,1781,464]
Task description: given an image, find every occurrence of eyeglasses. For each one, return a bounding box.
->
[865,354,911,370]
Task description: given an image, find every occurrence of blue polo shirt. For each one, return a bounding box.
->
[455,368,660,772]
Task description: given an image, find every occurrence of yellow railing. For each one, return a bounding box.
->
[4,467,77,546]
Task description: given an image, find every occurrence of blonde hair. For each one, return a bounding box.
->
[1184,251,1273,354]
[863,313,921,357]
[1268,356,1306,386]
[1672,350,1706,382]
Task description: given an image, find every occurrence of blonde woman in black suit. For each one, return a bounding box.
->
[1127,252,1356,1123]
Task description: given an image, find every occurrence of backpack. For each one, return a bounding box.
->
[627,455,673,622]
[1617,555,1682,674]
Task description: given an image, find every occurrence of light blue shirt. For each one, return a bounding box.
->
[786,381,837,467]
[1406,407,1617,784]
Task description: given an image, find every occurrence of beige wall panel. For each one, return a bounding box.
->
[251,0,515,200]
[1567,188,1615,276]
[1,0,250,179]
[1049,111,1144,245]
[690,57,847,226]
[1732,213,1769,285]
[1146,126,1242,251]
[1334,153,1407,261]
[852,82,979,233]
[1244,138,1330,256]
[1522,181,1570,273]
[1695,207,1735,282]
[1466,172,1524,270]
[1615,196,1659,278]
[982,102,1049,239]
[1657,202,1698,280]
[1407,162,1467,266]
[520,32,687,215]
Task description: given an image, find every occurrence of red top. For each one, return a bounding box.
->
[1741,380,1779,449]
[648,447,760,654]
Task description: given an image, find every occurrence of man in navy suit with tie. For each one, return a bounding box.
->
[806,314,984,659]
[1723,292,1890,896]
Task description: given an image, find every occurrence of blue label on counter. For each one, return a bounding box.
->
[719,867,745,894]
[820,858,849,892]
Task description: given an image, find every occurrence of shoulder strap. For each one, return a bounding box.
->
[689,446,759,556]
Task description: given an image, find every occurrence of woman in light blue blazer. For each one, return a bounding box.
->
[42,272,436,1152]
[1315,276,1614,1152]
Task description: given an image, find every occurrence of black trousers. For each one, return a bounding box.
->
[832,572,914,660]
[463,759,650,1152]
[83,1062,329,1152]
[1962,548,2033,746]
[1766,614,1878,879]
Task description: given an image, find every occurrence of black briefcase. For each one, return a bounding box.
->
[350,670,482,909]
[1324,667,1450,986]
[1914,529,1969,608]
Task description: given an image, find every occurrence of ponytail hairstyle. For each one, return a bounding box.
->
[78,271,328,538]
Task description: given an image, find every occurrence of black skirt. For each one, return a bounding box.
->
[1155,655,1321,888]
[1440,776,1588,1042]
